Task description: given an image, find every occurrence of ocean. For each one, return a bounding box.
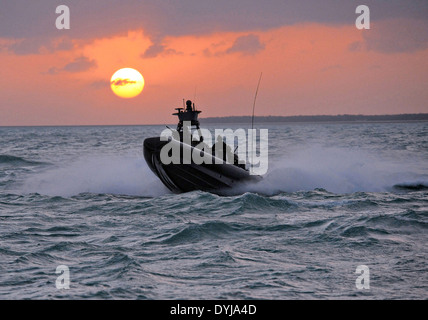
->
[0,121,427,299]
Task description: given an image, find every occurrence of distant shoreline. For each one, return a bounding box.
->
[201,113,428,124]
[1,113,427,127]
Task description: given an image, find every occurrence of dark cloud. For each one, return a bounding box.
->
[141,43,183,58]
[362,19,428,54]
[45,56,97,74]
[347,19,428,54]
[111,79,136,87]
[226,34,265,55]
[63,56,97,73]
[1,1,428,55]
[7,36,74,55]
[9,38,46,55]
[141,44,166,58]
[2,1,427,39]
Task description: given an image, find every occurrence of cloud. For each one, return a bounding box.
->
[45,56,97,74]
[141,44,166,58]
[111,79,136,86]
[3,1,427,39]
[141,43,183,58]
[362,19,428,54]
[62,56,97,73]
[5,36,75,55]
[1,1,427,56]
[9,38,46,55]
[226,34,265,55]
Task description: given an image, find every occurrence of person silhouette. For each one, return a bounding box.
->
[186,100,193,112]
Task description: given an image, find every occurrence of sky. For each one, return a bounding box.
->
[1,0,428,125]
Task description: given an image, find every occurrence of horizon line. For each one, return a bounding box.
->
[1,112,427,128]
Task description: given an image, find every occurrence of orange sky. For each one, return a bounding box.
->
[1,2,427,125]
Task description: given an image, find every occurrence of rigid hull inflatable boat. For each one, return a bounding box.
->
[143,100,261,194]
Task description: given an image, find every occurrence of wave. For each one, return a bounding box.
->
[153,206,427,248]
[0,154,46,166]
[393,182,428,191]
[161,221,236,245]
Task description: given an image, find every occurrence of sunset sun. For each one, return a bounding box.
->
[110,68,145,99]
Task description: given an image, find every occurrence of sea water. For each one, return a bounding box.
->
[0,122,427,299]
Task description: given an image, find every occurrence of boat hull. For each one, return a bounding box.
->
[143,137,260,194]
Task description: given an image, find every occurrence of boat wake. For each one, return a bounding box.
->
[18,145,427,198]
[20,155,169,197]
[234,146,427,195]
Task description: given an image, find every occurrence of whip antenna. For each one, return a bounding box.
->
[251,72,263,131]
[250,72,263,171]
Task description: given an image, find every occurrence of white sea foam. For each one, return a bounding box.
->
[239,145,427,195]
[20,145,427,197]
[21,155,170,197]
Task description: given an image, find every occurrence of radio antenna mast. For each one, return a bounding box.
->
[250,72,263,170]
[251,72,263,131]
